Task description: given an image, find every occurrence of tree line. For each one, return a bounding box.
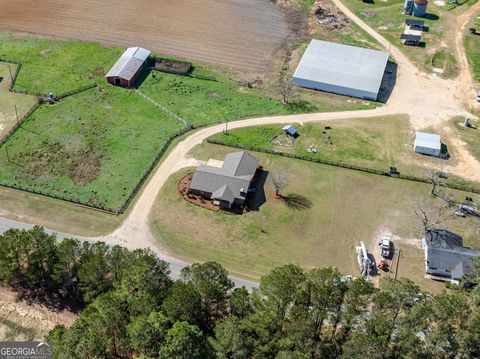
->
[0,226,479,358]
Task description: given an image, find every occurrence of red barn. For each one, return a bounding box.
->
[105,47,151,88]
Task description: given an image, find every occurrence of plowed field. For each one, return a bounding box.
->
[0,0,290,73]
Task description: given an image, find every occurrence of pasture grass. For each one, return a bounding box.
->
[0,87,183,209]
[140,67,376,127]
[0,33,122,94]
[150,142,479,291]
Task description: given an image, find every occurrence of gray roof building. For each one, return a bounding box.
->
[423,229,480,283]
[292,39,389,101]
[106,47,151,83]
[414,132,441,157]
[189,152,259,207]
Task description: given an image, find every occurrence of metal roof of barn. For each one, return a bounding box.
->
[105,47,151,81]
[414,131,441,150]
[292,39,389,95]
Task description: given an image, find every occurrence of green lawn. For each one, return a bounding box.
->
[0,33,122,94]
[340,0,478,77]
[0,63,37,138]
[0,87,183,210]
[452,116,480,161]
[150,142,480,292]
[140,66,376,127]
[210,116,442,176]
[465,15,480,82]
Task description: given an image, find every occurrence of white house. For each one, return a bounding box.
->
[414,132,441,157]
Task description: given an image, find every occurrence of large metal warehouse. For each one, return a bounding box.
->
[292,40,390,101]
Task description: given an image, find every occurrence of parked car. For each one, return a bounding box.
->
[380,237,392,258]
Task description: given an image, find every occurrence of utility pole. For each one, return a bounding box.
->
[14,105,18,124]
[7,64,13,87]
[225,119,228,134]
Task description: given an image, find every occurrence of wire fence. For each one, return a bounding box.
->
[0,100,41,147]
[207,139,480,195]
[56,82,97,100]
[136,90,192,128]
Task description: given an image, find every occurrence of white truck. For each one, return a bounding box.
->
[380,237,391,258]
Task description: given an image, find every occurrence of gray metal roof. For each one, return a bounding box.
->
[190,152,259,204]
[292,39,389,95]
[414,132,441,150]
[425,229,480,280]
[106,47,151,81]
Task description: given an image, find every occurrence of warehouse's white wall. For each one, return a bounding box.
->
[292,78,377,101]
[414,145,440,157]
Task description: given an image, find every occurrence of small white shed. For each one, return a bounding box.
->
[414,132,441,157]
[282,125,298,137]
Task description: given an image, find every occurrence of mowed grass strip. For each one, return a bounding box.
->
[210,116,430,175]
[151,143,480,289]
[0,87,183,209]
[209,116,480,188]
[0,33,122,94]
[465,16,480,82]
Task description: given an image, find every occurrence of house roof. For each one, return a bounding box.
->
[414,132,441,150]
[425,229,480,280]
[105,47,151,81]
[292,39,389,96]
[190,152,259,204]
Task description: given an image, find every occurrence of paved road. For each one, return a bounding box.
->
[0,217,259,290]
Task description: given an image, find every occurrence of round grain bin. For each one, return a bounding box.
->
[403,0,413,14]
[412,0,428,17]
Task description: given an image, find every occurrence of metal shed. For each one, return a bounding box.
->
[414,131,441,157]
[106,47,151,88]
[282,125,298,137]
[292,40,390,101]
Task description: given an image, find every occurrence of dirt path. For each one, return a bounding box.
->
[453,1,480,109]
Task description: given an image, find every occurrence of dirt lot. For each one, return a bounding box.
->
[0,287,75,341]
[0,0,290,74]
